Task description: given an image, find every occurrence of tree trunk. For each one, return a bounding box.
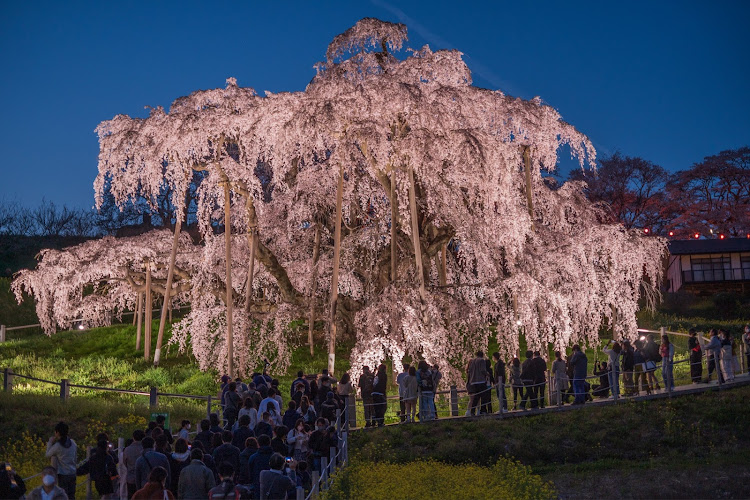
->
[308,223,321,356]
[224,180,234,378]
[144,261,152,361]
[243,197,258,377]
[154,217,182,366]
[135,292,143,350]
[328,166,344,375]
[408,165,428,324]
[391,168,397,283]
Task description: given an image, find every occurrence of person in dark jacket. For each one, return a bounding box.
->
[466,351,488,416]
[371,364,388,427]
[224,382,242,430]
[76,438,116,497]
[0,462,26,500]
[520,351,536,410]
[320,392,339,423]
[258,454,297,500]
[178,448,216,500]
[246,435,274,496]
[155,415,174,444]
[569,345,588,405]
[255,412,274,439]
[271,426,289,456]
[643,334,661,390]
[290,371,311,399]
[232,415,255,450]
[307,418,329,473]
[209,413,224,434]
[358,366,375,428]
[167,438,192,495]
[532,351,547,408]
[238,438,259,485]
[282,401,299,431]
[208,463,250,500]
[213,431,241,474]
[592,361,610,398]
[492,352,507,412]
[135,437,171,490]
[195,419,214,452]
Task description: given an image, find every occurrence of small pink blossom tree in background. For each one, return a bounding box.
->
[14,19,666,385]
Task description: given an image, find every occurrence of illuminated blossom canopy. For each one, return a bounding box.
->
[16,19,666,383]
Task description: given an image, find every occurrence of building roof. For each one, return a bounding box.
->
[668,238,750,255]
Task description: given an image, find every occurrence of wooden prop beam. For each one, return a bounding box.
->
[328,165,344,375]
[224,180,235,378]
[154,216,182,366]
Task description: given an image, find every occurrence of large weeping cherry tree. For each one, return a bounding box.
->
[18,19,666,384]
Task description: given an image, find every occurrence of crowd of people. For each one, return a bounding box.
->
[2,368,351,500]
[391,325,750,421]
[3,326,748,499]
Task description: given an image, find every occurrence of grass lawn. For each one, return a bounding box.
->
[349,384,750,499]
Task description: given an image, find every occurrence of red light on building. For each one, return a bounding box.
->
[643,228,650,234]
[668,231,674,237]
[694,233,700,239]
[719,234,725,240]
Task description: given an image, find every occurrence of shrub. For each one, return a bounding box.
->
[323,458,555,500]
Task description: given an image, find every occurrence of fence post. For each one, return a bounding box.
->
[320,457,328,490]
[3,368,12,393]
[329,446,336,480]
[335,409,341,434]
[60,379,70,401]
[206,395,212,420]
[348,394,356,428]
[149,386,158,407]
[342,431,348,465]
[296,486,304,500]
[450,385,458,416]
[0,325,5,343]
[86,446,92,500]
[311,470,320,499]
[557,381,562,408]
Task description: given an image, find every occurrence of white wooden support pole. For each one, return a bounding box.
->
[328,165,344,375]
[135,292,143,351]
[408,165,428,324]
[0,325,5,343]
[144,260,152,361]
[390,168,397,283]
[155,216,182,366]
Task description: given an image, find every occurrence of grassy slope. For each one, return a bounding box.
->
[350,385,750,499]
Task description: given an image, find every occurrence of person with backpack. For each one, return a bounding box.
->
[132,466,174,500]
[208,463,251,500]
[371,364,388,427]
[416,361,435,421]
[320,392,339,423]
[358,366,375,428]
[258,454,297,500]
[76,438,117,498]
[224,382,243,430]
[135,437,171,491]
[246,435,274,497]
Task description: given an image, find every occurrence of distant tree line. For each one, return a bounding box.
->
[568,146,750,238]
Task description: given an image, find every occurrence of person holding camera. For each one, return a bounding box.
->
[0,462,27,500]
[258,454,297,500]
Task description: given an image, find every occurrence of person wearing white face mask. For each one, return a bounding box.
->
[27,466,69,500]
[177,420,191,441]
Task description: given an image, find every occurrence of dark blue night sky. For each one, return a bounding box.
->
[1,1,748,209]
